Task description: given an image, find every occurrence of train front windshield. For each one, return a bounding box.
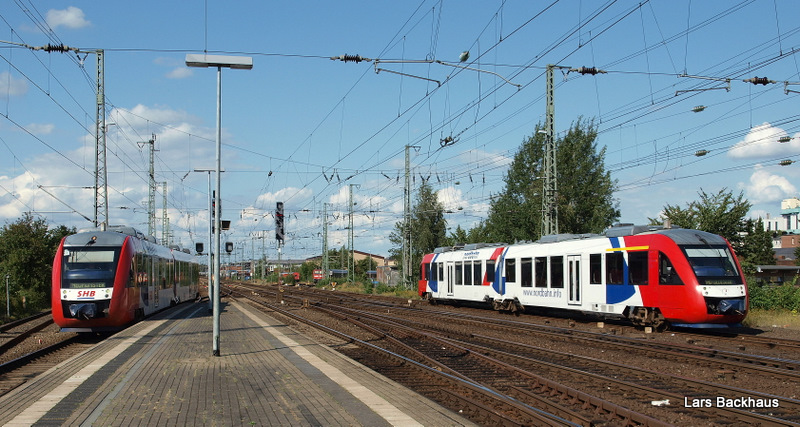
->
[681,245,741,285]
[61,248,120,288]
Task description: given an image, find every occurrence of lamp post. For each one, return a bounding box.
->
[186,54,253,357]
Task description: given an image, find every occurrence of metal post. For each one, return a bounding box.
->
[212,66,222,356]
[5,274,9,318]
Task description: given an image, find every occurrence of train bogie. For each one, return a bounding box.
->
[418,225,748,329]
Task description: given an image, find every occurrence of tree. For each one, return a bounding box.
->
[653,188,751,253]
[482,118,619,243]
[389,182,447,282]
[0,213,74,316]
[739,219,775,269]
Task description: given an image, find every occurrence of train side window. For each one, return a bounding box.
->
[534,257,547,287]
[521,257,532,287]
[486,260,495,283]
[464,261,473,286]
[474,261,482,285]
[659,252,684,285]
[550,256,564,288]
[628,251,648,286]
[438,263,444,282]
[423,263,430,281]
[430,262,437,281]
[455,262,463,286]
[589,254,602,284]
[606,252,624,285]
[505,258,516,282]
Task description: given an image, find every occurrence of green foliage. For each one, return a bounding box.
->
[389,181,447,282]
[0,213,75,317]
[655,188,751,252]
[747,281,800,311]
[299,261,319,282]
[482,118,618,243]
[738,219,776,271]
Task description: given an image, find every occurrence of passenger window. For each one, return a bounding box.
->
[438,263,444,282]
[505,258,516,282]
[589,254,602,284]
[486,260,495,283]
[423,263,430,281]
[521,258,532,287]
[606,252,624,285]
[464,261,473,286]
[431,262,437,281]
[628,251,648,286]
[550,256,564,288]
[534,257,547,287]
[455,262,463,286]
[474,261,482,285]
[659,252,684,285]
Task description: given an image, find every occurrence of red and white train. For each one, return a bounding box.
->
[418,224,748,328]
[52,226,201,332]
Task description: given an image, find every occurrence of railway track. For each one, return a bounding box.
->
[229,282,800,426]
[0,334,101,397]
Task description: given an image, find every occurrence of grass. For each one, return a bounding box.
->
[743,308,800,330]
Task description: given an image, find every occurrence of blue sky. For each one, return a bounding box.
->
[1,1,800,261]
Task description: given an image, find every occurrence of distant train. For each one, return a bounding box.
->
[52,226,201,332]
[418,224,748,329]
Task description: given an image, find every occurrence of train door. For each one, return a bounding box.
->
[446,261,454,295]
[568,255,581,305]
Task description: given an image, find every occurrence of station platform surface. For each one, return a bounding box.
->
[0,299,475,426]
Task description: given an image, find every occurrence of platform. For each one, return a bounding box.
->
[0,300,475,426]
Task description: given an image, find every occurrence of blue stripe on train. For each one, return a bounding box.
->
[606,237,635,304]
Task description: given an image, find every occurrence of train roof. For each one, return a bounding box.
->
[65,225,199,256]
[431,224,729,254]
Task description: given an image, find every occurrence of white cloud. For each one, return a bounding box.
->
[0,72,29,97]
[167,68,193,79]
[46,7,91,30]
[740,165,797,204]
[728,122,800,159]
[27,123,55,135]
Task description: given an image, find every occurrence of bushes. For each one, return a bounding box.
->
[747,281,800,311]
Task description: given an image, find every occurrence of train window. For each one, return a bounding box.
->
[521,257,532,287]
[423,263,430,281]
[550,256,564,288]
[505,258,516,282]
[606,252,624,285]
[438,263,444,282]
[534,257,547,287]
[659,252,683,285]
[628,251,648,286]
[430,262,437,281]
[464,261,473,286]
[589,254,602,284]
[474,261,482,285]
[486,260,496,283]
[455,262,463,286]
[682,246,741,285]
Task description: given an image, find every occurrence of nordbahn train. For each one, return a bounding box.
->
[418,224,748,329]
[52,226,201,332]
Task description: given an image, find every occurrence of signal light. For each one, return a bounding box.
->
[225,242,234,253]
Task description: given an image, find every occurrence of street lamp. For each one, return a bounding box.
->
[186,53,253,357]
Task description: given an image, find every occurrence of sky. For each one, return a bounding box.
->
[1,1,800,262]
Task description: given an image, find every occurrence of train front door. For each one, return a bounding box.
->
[568,255,581,305]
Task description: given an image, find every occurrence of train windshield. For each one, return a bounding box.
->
[681,245,741,285]
[61,248,120,288]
